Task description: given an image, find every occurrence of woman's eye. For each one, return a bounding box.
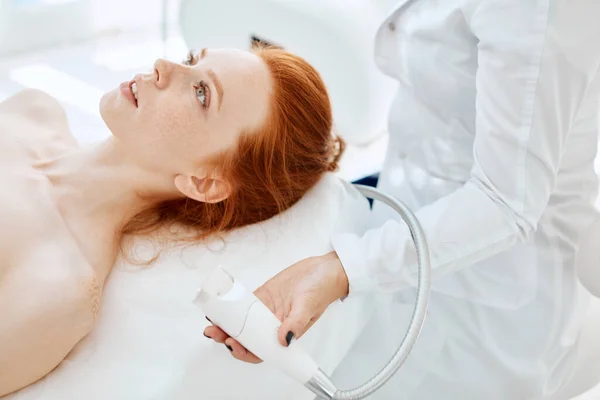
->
[196,84,208,108]
[196,87,205,105]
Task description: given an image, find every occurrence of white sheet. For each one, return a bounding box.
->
[6,174,374,400]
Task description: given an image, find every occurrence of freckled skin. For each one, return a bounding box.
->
[87,276,102,320]
[0,48,272,396]
[101,48,272,175]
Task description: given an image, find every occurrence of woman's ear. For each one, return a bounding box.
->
[174,174,232,204]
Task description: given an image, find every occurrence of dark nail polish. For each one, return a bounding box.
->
[205,316,212,323]
[203,333,211,339]
[286,331,294,346]
[226,345,233,352]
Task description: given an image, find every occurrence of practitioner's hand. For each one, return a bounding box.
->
[203,251,349,364]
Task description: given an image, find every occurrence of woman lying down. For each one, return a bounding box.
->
[0,45,347,396]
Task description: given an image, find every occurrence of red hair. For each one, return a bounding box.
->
[122,46,345,246]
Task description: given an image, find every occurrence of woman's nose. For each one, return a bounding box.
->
[153,58,177,89]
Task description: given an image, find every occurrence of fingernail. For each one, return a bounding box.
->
[203,333,211,339]
[226,345,233,352]
[286,331,294,346]
[205,316,212,323]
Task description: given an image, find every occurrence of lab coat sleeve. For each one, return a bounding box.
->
[331,1,599,294]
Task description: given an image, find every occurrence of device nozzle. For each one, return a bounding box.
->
[304,368,338,399]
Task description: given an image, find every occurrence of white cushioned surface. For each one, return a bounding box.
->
[6,174,374,400]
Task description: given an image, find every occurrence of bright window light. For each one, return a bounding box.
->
[9,63,104,116]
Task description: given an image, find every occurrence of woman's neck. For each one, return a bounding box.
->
[41,137,181,235]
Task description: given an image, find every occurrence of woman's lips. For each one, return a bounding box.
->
[119,80,137,108]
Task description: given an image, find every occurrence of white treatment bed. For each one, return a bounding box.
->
[4,174,375,400]
[2,3,398,397]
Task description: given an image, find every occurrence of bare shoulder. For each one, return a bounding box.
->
[0,89,68,129]
[0,89,78,153]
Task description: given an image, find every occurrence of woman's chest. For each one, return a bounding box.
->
[0,170,69,267]
[0,171,115,281]
[0,113,72,253]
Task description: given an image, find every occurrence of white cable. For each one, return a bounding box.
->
[325,184,432,399]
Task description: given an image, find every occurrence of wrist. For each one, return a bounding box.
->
[323,251,349,299]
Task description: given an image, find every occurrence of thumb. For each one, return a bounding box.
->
[277,300,315,347]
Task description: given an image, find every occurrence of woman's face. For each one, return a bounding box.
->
[100,48,273,175]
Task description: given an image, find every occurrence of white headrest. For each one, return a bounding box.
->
[178,0,397,146]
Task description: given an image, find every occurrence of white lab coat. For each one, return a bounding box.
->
[330,1,600,399]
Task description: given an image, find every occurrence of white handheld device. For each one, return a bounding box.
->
[194,185,431,400]
[193,266,338,398]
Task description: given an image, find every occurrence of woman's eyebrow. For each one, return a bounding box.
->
[207,69,224,111]
[199,48,224,111]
